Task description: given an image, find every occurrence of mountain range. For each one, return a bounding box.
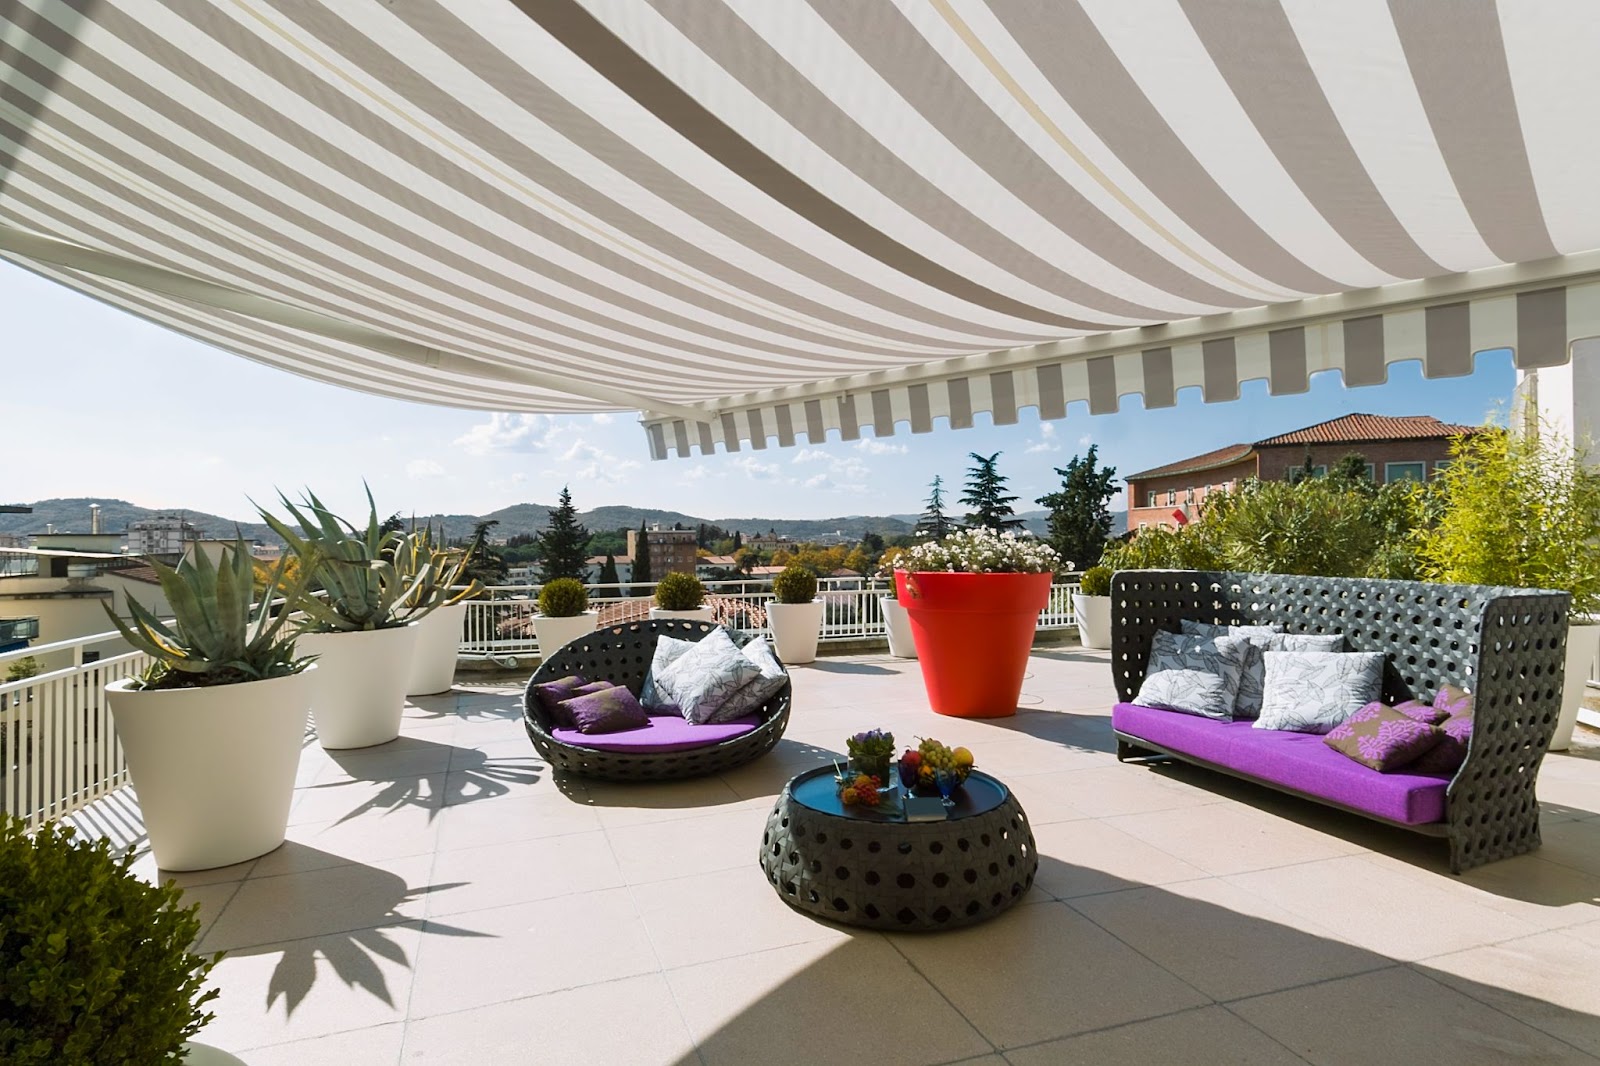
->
[1,497,1125,546]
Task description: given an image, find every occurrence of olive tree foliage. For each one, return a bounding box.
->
[1035,444,1118,571]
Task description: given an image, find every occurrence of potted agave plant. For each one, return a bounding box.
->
[260,489,431,750]
[649,571,714,621]
[1072,564,1113,650]
[533,577,598,655]
[393,529,482,696]
[103,539,314,871]
[767,564,823,664]
[896,528,1063,718]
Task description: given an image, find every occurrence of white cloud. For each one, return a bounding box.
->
[855,438,907,456]
[678,465,710,483]
[791,448,831,464]
[591,412,615,425]
[406,459,445,479]
[734,456,780,480]
[1078,434,1093,447]
[804,473,832,490]
[555,437,640,487]
[1025,421,1060,454]
[454,413,553,455]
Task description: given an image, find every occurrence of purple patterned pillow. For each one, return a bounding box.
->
[531,677,615,728]
[1392,698,1448,725]
[1409,685,1474,774]
[1323,703,1444,771]
[560,685,650,735]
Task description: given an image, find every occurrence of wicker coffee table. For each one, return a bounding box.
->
[759,767,1037,930]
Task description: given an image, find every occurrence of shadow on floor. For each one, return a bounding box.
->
[309,737,543,823]
[555,739,843,808]
[672,853,1600,1064]
[801,660,900,676]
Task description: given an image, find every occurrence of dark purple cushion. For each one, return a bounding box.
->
[560,685,650,735]
[1408,685,1473,774]
[532,675,590,728]
[1323,703,1444,771]
[550,714,761,753]
[1392,698,1448,725]
[1113,702,1450,824]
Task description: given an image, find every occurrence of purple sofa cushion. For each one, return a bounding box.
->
[1323,703,1444,771]
[550,714,761,753]
[1409,685,1474,774]
[531,675,610,728]
[1391,698,1448,725]
[561,685,650,735]
[1113,702,1449,824]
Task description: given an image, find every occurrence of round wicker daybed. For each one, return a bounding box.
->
[522,619,793,782]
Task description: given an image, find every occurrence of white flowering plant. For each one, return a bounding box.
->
[898,528,1065,575]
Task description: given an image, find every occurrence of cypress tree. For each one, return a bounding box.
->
[630,518,653,595]
[595,551,620,597]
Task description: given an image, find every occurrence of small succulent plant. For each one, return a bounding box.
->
[654,571,706,611]
[771,565,817,605]
[103,538,312,690]
[538,577,590,618]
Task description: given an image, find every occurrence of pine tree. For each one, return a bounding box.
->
[960,453,1023,531]
[538,486,589,582]
[915,476,955,540]
[1035,444,1119,570]
[629,518,653,595]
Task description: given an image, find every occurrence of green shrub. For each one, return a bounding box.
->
[1078,565,1112,597]
[654,572,706,611]
[0,817,219,1064]
[772,565,818,605]
[1101,523,1224,572]
[537,577,590,618]
[1206,478,1377,577]
[1418,423,1600,617]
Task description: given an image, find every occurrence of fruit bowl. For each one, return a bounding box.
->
[898,738,975,793]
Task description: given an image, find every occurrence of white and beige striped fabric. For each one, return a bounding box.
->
[1,1,1598,455]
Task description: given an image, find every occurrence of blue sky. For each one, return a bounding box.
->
[3,260,1515,523]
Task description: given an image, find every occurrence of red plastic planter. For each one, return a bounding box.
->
[895,570,1053,718]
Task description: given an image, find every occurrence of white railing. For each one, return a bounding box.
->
[0,631,150,830]
[457,576,1082,662]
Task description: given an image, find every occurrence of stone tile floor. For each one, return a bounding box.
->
[73,648,1600,1065]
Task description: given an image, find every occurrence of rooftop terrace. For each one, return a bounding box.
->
[74,650,1600,1065]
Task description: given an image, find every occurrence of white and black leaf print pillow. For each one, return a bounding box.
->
[1135,630,1250,721]
[1255,650,1385,734]
[1180,621,1282,719]
[654,628,761,724]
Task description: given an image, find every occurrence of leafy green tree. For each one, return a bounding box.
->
[960,452,1023,531]
[462,519,508,586]
[1328,451,1373,485]
[861,531,885,554]
[629,518,653,595]
[915,475,956,539]
[538,486,590,582]
[1035,444,1119,570]
[378,512,406,539]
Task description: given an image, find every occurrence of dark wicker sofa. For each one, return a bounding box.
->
[1110,570,1570,873]
[522,619,792,782]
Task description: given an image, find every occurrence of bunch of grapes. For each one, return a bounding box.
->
[916,738,957,785]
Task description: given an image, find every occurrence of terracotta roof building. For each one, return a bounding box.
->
[1125,414,1480,532]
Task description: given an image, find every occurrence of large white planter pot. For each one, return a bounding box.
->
[406,602,467,696]
[1073,593,1113,650]
[297,625,419,750]
[184,1041,249,1065]
[533,610,598,658]
[768,599,824,664]
[1550,621,1600,751]
[106,669,313,871]
[881,597,917,658]
[650,607,715,622]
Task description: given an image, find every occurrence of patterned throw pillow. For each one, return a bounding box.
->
[561,685,650,735]
[708,636,788,724]
[1323,702,1445,771]
[1134,630,1250,721]
[1391,698,1449,725]
[1268,633,1345,653]
[1180,620,1283,719]
[654,627,762,724]
[640,635,695,710]
[531,674,596,728]
[1255,651,1385,734]
[1409,684,1474,774]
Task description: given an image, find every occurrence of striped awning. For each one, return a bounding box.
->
[3,2,1599,453]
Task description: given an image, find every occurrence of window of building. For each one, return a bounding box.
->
[1147,491,1157,508]
[1364,463,1376,480]
[1430,459,1452,479]
[1287,465,1327,484]
[1166,490,1176,505]
[1386,461,1426,483]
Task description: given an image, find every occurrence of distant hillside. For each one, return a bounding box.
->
[2,497,1124,547]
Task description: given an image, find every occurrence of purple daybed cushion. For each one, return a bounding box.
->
[550,713,761,753]
[1113,702,1449,825]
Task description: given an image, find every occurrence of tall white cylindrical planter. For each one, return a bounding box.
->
[1072,593,1113,650]
[768,600,824,664]
[1550,621,1600,751]
[533,611,599,658]
[649,607,715,622]
[297,625,419,750]
[406,602,467,696]
[882,597,917,658]
[106,668,314,871]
